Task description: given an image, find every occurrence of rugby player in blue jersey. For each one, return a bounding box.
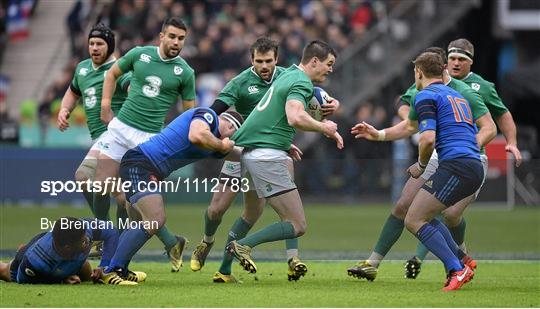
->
[404,52,484,291]
[99,108,243,285]
[0,217,144,285]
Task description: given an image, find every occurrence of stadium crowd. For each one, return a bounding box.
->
[33,0,396,196]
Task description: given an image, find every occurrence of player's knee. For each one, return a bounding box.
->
[292,220,307,237]
[75,161,96,183]
[392,197,410,219]
[442,211,462,227]
[207,205,226,221]
[404,215,421,234]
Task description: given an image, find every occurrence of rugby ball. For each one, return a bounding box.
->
[307,87,331,121]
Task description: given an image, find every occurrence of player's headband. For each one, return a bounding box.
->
[221,112,242,130]
[447,47,473,62]
[88,23,115,58]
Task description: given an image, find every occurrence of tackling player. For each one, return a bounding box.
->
[347,47,496,281]
[100,108,243,285]
[96,17,195,271]
[57,24,130,229]
[226,40,343,279]
[0,217,145,285]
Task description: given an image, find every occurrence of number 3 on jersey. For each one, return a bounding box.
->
[447,96,473,125]
[142,76,162,98]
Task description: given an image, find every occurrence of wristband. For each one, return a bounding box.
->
[377,129,386,141]
[418,160,427,169]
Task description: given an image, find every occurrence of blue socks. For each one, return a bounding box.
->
[416,222,462,273]
[106,227,151,274]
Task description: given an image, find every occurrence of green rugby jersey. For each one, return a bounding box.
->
[232,65,313,151]
[461,72,508,118]
[70,58,131,140]
[402,78,489,153]
[217,66,286,119]
[116,46,196,133]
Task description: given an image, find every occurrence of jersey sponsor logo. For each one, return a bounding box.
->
[471,83,481,91]
[84,87,97,108]
[79,68,89,76]
[25,267,36,277]
[174,66,183,75]
[203,112,214,124]
[142,76,162,97]
[248,85,259,94]
[140,54,151,63]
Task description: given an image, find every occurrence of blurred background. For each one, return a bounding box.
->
[0,0,539,259]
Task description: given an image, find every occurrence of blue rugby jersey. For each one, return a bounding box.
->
[16,219,118,284]
[139,107,226,178]
[414,82,480,161]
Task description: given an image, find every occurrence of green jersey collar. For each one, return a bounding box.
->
[156,46,180,62]
[92,57,116,71]
[250,66,277,84]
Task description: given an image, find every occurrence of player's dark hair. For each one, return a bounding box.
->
[88,23,115,58]
[250,37,279,60]
[413,52,444,78]
[301,40,337,65]
[448,38,474,57]
[162,17,187,33]
[52,217,85,247]
[424,47,447,65]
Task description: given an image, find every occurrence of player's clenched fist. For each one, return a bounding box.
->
[220,137,235,153]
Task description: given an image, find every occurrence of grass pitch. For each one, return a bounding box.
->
[1,204,539,307]
[1,261,539,307]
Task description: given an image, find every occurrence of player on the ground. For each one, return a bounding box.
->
[401,39,522,277]
[190,38,340,283]
[225,40,343,279]
[403,52,483,291]
[0,217,145,285]
[57,24,130,232]
[100,108,244,285]
[96,17,195,272]
[347,47,496,281]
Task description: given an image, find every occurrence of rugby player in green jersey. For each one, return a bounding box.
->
[447,38,521,166]
[57,24,130,234]
[190,38,340,283]
[96,17,196,272]
[347,47,497,281]
[225,40,343,279]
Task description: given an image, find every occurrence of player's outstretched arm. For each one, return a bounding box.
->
[495,111,522,167]
[101,63,123,125]
[189,120,235,153]
[57,88,80,131]
[351,119,417,141]
[475,113,497,148]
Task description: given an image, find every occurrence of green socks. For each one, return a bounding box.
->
[92,192,111,221]
[449,218,466,246]
[204,210,222,238]
[82,190,95,216]
[156,226,177,251]
[238,221,296,248]
[373,214,405,256]
[219,217,252,275]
